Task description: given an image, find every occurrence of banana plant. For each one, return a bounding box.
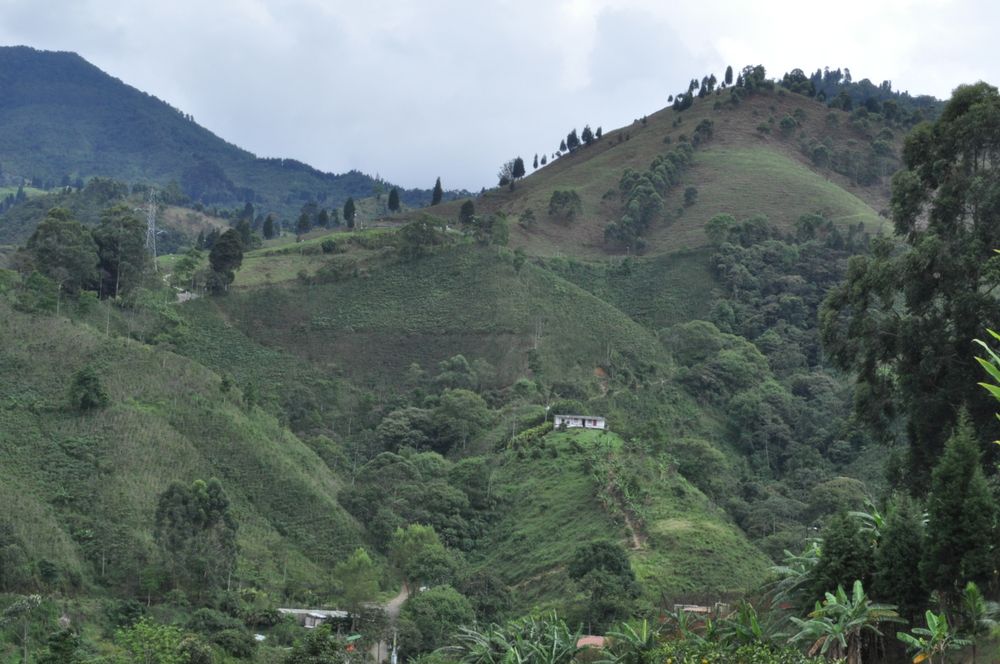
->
[790,580,901,664]
[897,610,970,664]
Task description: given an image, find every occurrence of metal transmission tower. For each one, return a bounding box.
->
[144,189,159,270]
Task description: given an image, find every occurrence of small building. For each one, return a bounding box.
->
[278,608,350,629]
[553,414,607,430]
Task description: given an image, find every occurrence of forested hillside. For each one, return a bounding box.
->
[0,47,455,222]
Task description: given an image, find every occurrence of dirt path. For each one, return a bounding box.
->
[384,585,409,620]
[371,585,409,663]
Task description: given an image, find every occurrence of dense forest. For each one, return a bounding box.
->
[2,53,1000,664]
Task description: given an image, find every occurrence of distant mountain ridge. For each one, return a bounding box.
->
[0,46,456,217]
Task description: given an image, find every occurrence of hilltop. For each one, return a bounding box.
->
[410,81,909,257]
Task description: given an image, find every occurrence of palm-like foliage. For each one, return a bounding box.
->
[959,582,998,663]
[717,600,787,648]
[449,612,581,664]
[600,619,661,664]
[897,610,970,664]
[848,500,886,541]
[789,580,901,664]
[770,540,822,610]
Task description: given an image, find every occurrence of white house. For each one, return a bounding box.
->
[553,414,607,430]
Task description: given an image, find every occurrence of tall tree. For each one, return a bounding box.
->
[512,157,525,182]
[92,203,150,299]
[459,200,475,227]
[316,208,330,228]
[725,65,734,86]
[533,154,539,169]
[581,125,594,145]
[208,229,243,291]
[811,512,873,599]
[333,548,379,626]
[431,177,443,205]
[821,83,1000,487]
[262,214,276,239]
[873,495,926,622]
[25,207,98,295]
[388,187,401,212]
[343,197,356,228]
[566,129,580,152]
[921,413,995,600]
[296,213,311,237]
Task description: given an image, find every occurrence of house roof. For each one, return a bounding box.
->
[554,414,605,420]
[577,636,606,648]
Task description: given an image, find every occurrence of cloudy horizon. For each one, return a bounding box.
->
[1,0,996,191]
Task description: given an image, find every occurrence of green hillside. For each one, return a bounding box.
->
[477,429,769,613]
[0,294,363,600]
[412,87,898,257]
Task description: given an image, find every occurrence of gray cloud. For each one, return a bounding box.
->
[0,0,995,190]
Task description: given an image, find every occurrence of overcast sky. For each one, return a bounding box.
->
[1,0,996,190]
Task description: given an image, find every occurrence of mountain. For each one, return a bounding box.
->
[0,46,452,219]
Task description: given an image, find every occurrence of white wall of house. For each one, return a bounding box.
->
[553,415,606,430]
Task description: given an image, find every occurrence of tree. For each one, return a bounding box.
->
[262,214,276,239]
[921,413,995,600]
[398,585,473,657]
[343,198,356,228]
[959,582,998,663]
[389,524,454,587]
[69,364,110,411]
[559,139,567,152]
[725,65,734,86]
[566,129,580,152]
[431,177,443,205]
[296,213,311,237]
[317,208,330,228]
[1,594,42,664]
[540,154,548,165]
[595,126,603,140]
[459,200,475,227]
[388,187,401,212]
[333,549,379,626]
[154,478,238,594]
[533,154,538,169]
[92,204,150,299]
[25,207,98,297]
[497,160,515,187]
[115,618,188,664]
[581,125,594,146]
[872,495,926,622]
[568,541,639,632]
[512,157,525,181]
[284,624,364,664]
[811,512,873,598]
[208,229,243,291]
[820,83,1000,487]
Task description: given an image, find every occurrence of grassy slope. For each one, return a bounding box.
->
[410,89,893,258]
[476,429,769,611]
[0,299,363,592]
[200,245,669,388]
